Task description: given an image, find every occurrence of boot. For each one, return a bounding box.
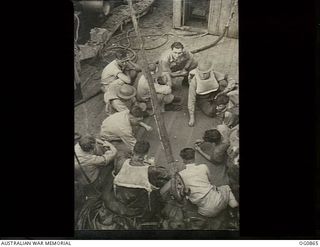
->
[181,76,189,87]
[172,96,182,103]
[142,110,151,118]
[164,103,182,111]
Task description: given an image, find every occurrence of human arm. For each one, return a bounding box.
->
[111,99,130,112]
[188,79,197,126]
[126,60,142,72]
[170,52,193,77]
[182,52,193,71]
[120,134,137,151]
[170,70,188,78]
[119,127,137,151]
[100,140,118,165]
[93,139,118,165]
[154,83,172,95]
[81,140,117,166]
[210,143,229,164]
[159,52,174,86]
[117,72,131,84]
[139,121,153,132]
[214,71,237,97]
[162,72,173,87]
[194,143,211,161]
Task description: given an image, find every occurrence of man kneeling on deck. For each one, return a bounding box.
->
[100,51,141,93]
[100,106,153,152]
[179,148,238,218]
[104,84,148,117]
[187,60,237,127]
[74,134,117,194]
[137,63,182,112]
[194,128,230,166]
[113,141,171,218]
[159,42,198,89]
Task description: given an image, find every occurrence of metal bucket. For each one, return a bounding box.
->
[79,1,111,16]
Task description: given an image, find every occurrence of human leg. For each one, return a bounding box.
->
[197,96,217,117]
[186,58,198,72]
[218,185,239,208]
[197,188,229,217]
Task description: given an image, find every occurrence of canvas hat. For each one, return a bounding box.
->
[197,60,213,74]
[117,84,136,100]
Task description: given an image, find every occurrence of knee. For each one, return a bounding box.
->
[129,70,138,81]
[189,60,198,71]
[200,105,216,117]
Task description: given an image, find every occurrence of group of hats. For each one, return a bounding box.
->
[117,60,215,100]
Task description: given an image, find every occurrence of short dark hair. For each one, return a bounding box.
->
[133,140,150,155]
[180,148,195,160]
[216,94,229,106]
[171,42,184,50]
[130,105,144,118]
[79,135,96,152]
[203,129,221,143]
[115,50,127,60]
[156,76,164,84]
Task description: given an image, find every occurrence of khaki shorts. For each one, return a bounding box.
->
[197,185,238,217]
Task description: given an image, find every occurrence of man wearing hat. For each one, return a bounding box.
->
[100,51,141,93]
[187,60,237,127]
[136,63,182,112]
[104,84,147,116]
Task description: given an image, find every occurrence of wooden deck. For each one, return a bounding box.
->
[75,0,238,187]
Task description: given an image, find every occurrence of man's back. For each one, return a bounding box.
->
[100,110,130,137]
[101,60,122,85]
[179,163,213,204]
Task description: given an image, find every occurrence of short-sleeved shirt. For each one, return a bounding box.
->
[101,60,123,85]
[160,50,193,73]
[100,110,136,151]
[74,140,117,184]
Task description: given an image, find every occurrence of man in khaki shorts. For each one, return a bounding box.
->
[179,148,238,218]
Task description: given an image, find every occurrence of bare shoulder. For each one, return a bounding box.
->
[160,50,170,60]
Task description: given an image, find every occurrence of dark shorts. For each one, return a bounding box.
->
[196,91,220,117]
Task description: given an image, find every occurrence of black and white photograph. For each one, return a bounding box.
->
[74,0,239,231]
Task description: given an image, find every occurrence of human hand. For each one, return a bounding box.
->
[194,143,201,151]
[139,102,147,111]
[195,139,203,145]
[147,157,155,165]
[145,125,153,132]
[180,69,188,77]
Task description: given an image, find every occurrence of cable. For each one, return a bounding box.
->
[74,13,80,42]
[190,0,238,54]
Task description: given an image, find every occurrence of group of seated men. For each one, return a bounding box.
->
[74,41,239,222]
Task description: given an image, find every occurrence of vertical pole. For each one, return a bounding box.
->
[127,0,176,174]
[172,0,183,28]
